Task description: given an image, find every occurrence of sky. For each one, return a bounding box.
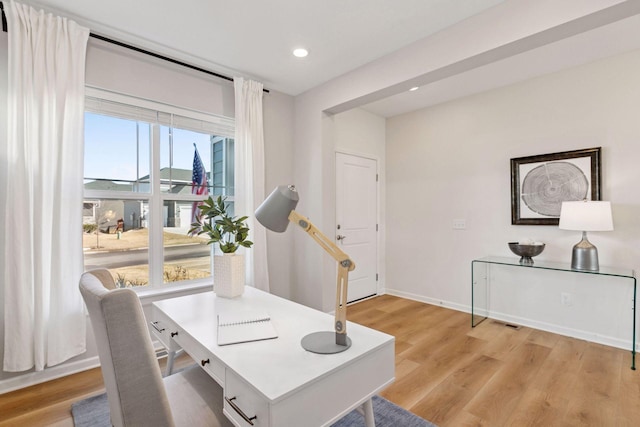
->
[84,113,214,183]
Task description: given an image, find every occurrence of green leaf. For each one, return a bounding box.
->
[220,241,237,253]
[185,194,253,251]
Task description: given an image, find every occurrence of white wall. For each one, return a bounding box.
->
[334,108,385,161]
[86,38,236,117]
[263,90,296,298]
[0,35,295,391]
[386,49,640,350]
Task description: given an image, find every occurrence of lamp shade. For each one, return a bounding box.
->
[559,201,613,231]
[255,185,299,232]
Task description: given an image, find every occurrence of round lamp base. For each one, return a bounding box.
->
[301,331,352,354]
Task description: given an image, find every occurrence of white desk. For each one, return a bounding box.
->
[151,286,395,427]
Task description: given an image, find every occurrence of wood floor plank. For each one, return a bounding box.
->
[503,389,569,427]
[478,323,533,361]
[464,342,552,425]
[0,368,104,423]
[398,310,472,363]
[546,335,588,362]
[362,303,439,342]
[380,348,477,411]
[410,354,503,425]
[0,397,80,427]
[522,336,587,407]
[525,328,562,349]
[616,355,640,426]
[383,321,486,409]
[562,343,622,426]
[466,319,505,341]
[445,410,489,427]
[531,354,581,401]
[393,358,421,382]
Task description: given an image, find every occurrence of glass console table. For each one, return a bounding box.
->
[471,256,637,370]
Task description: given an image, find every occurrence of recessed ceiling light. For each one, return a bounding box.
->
[293,48,309,58]
[409,86,419,91]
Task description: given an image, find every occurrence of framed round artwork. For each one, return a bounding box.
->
[510,147,602,225]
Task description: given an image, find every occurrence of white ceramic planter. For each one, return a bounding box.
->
[214,253,245,298]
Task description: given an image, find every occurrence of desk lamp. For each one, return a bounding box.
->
[559,200,613,271]
[256,185,355,354]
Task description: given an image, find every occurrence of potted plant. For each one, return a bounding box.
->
[189,195,253,297]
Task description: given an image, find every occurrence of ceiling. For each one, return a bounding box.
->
[17,1,640,118]
[362,9,640,117]
[27,0,504,95]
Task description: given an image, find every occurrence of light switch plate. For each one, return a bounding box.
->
[453,219,466,230]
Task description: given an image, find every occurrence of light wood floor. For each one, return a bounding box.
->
[349,295,640,426]
[1,294,639,426]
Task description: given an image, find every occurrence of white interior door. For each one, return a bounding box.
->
[336,152,378,302]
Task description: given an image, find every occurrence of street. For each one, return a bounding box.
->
[83,243,211,269]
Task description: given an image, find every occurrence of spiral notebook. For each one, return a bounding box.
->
[217,310,278,346]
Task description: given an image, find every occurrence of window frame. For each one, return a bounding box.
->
[83,87,235,292]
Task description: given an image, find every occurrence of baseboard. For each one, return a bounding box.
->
[0,356,100,395]
[0,340,169,395]
[385,288,469,315]
[485,311,637,353]
[384,287,637,353]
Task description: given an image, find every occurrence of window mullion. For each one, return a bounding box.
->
[149,122,163,287]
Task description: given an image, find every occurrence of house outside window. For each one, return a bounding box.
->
[83,88,235,288]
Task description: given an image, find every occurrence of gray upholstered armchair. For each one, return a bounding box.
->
[79,269,232,427]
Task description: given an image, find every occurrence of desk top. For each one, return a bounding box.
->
[152,286,394,402]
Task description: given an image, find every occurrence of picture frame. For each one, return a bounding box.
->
[510,147,601,225]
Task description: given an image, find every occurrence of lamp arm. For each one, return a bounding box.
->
[288,210,355,345]
[288,211,355,270]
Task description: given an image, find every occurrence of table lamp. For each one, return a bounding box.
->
[559,200,613,271]
[255,185,356,354]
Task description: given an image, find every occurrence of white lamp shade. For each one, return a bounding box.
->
[255,185,299,232]
[559,201,613,231]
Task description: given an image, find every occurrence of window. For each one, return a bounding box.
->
[83,89,235,289]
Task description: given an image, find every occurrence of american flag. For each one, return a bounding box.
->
[190,146,209,233]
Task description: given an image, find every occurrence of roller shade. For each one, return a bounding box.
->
[85,96,235,137]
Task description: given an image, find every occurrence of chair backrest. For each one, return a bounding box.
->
[80,269,174,427]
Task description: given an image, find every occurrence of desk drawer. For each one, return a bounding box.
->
[172,330,225,386]
[150,311,181,352]
[224,371,269,427]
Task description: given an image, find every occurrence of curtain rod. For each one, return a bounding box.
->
[0,2,268,93]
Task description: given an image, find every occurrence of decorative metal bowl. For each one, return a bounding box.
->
[508,242,545,265]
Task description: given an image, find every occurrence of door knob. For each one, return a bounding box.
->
[336,235,346,241]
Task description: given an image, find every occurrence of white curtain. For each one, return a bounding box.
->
[3,1,89,371]
[234,78,269,292]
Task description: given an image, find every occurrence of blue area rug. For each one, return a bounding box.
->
[72,393,436,427]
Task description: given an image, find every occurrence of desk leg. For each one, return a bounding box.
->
[471,261,489,327]
[165,350,176,376]
[362,398,375,427]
